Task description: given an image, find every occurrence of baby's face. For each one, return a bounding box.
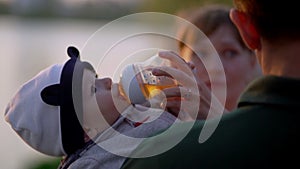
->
[94,77,120,124]
[82,69,125,138]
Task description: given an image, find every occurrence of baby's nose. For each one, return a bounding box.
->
[95,77,112,88]
[103,78,112,86]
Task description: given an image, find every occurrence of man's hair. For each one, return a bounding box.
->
[233,0,300,41]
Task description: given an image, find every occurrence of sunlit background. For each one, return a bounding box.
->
[0,0,231,168]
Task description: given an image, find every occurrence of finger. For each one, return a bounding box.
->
[180,99,199,119]
[154,66,196,88]
[187,61,195,70]
[159,51,186,66]
[165,99,197,121]
[151,68,173,78]
[162,86,194,101]
[165,99,181,117]
[158,51,193,76]
[162,87,182,98]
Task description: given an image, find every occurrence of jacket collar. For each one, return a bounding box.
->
[238,75,300,107]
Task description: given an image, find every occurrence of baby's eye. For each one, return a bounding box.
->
[91,85,97,94]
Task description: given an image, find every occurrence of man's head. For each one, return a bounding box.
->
[232,0,300,43]
[230,0,300,78]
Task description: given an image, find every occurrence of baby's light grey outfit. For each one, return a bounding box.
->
[59,110,176,169]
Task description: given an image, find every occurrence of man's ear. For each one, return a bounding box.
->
[230,9,261,50]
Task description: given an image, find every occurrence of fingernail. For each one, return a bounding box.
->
[152,68,159,75]
[158,51,167,56]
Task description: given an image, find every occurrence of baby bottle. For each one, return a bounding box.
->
[119,54,178,104]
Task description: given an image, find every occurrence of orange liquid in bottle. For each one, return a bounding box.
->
[142,83,177,98]
[119,64,178,104]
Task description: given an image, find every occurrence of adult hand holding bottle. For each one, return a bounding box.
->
[153,51,227,120]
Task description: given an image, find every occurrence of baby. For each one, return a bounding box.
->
[5,46,176,169]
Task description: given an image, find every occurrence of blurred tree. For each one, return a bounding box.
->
[26,158,61,169]
[139,0,232,14]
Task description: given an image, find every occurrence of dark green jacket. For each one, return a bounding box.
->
[121,76,300,168]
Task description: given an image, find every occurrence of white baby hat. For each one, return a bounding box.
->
[5,46,95,156]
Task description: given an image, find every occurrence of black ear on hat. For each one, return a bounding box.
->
[40,46,79,107]
[41,84,60,106]
[60,46,86,155]
[67,46,80,58]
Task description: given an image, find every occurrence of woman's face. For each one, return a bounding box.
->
[181,24,258,110]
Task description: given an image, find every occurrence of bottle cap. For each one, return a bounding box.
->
[120,64,147,104]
